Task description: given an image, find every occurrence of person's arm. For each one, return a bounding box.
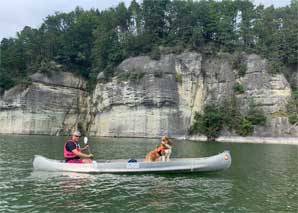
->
[72,149,93,158]
[80,145,89,151]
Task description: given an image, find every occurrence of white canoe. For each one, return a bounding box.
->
[33,151,231,174]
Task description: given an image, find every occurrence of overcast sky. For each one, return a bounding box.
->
[0,0,292,41]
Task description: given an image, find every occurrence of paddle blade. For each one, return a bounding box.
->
[84,136,88,144]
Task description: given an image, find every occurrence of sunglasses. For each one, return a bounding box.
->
[74,135,81,138]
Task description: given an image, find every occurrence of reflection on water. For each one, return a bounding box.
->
[30,171,97,180]
[0,135,297,212]
[28,170,234,212]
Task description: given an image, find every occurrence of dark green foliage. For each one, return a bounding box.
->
[130,72,145,82]
[235,118,253,136]
[246,99,267,125]
[39,60,64,75]
[233,54,247,77]
[85,71,98,93]
[175,72,182,83]
[287,90,298,124]
[238,64,247,77]
[189,97,267,139]
[117,71,145,83]
[245,113,267,126]
[234,99,266,136]
[233,82,245,94]
[188,112,203,135]
[288,114,298,124]
[0,0,297,93]
[220,97,242,130]
[117,72,131,82]
[292,90,298,102]
[150,46,161,60]
[267,60,284,74]
[0,68,15,90]
[189,104,223,141]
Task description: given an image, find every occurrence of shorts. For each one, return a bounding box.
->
[66,159,83,163]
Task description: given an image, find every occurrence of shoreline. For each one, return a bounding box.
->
[0,133,297,145]
[185,136,298,145]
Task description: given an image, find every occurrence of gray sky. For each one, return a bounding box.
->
[0,0,292,41]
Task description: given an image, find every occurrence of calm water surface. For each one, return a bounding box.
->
[0,135,297,212]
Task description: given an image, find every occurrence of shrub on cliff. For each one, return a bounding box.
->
[246,99,267,126]
[175,72,182,84]
[287,90,298,124]
[117,71,145,83]
[233,82,245,94]
[189,98,267,139]
[232,54,247,77]
[189,104,223,141]
[235,118,253,136]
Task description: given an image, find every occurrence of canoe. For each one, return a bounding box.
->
[33,151,231,174]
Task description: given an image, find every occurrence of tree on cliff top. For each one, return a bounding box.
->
[1,0,297,91]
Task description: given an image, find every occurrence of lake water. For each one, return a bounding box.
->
[0,135,297,212]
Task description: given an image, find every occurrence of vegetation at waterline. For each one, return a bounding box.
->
[189,98,267,140]
[0,0,297,93]
[287,90,298,124]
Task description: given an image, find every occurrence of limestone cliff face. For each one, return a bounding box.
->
[0,52,296,137]
[88,52,296,137]
[236,55,293,136]
[0,71,88,135]
[88,55,184,137]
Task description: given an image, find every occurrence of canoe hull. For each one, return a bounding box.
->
[33,151,231,174]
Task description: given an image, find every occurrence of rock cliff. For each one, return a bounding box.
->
[0,71,88,135]
[88,52,296,137]
[0,52,296,137]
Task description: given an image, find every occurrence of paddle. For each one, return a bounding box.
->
[84,136,92,155]
[83,137,96,165]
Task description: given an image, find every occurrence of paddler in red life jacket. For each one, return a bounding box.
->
[64,131,93,163]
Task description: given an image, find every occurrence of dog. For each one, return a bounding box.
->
[145,136,172,162]
[145,151,160,162]
[160,143,172,162]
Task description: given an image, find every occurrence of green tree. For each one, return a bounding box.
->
[57,8,98,77]
[216,0,238,49]
[246,99,267,125]
[235,118,253,136]
[142,0,171,44]
[189,104,223,141]
[287,90,298,124]
[277,1,298,65]
[92,6,127,80]
[128,0,142,36]
[0,0,296,93]
[237,0,256,50]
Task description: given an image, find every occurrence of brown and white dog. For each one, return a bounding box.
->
[145,136,172,162]
[160,143,172,162]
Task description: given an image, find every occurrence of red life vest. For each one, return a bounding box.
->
[64,139,80,159]
[151,144,168,156]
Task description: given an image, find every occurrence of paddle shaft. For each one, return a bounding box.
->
[83,137,92,154]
